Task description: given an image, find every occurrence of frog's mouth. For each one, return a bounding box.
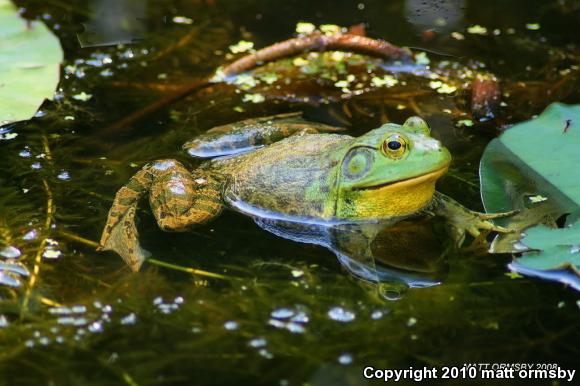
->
[355,165,449,191]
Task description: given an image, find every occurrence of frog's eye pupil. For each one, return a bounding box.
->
[387,141,401,150]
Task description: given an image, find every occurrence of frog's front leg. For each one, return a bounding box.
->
[98,159,223,271]
[428,192,516,247]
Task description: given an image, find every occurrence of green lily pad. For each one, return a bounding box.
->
[519,223,580,269]
[480,103,580,290]
[0,0,63,125]
[481,103,580,216]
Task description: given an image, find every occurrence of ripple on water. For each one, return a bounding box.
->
[258,348,273,359]
[0,262,29,277]
[153,297,182,314]
[268,306,309,334]
[267,318,305,333]
[338,353,353,365]
[57,170,70,180]
[224,320,239,330]
[49,305,86,315]
[88,321,104,333]
[248,337,267,348]
[327,307,356,323]
[18,149,31,158]
[270,308,294,319]
[22,229,38,240]
[0,272,20,287]
[57,317,88,326]
[290,311,309,324]
[0,246,21,259]
[371,308,391,320]
[120,313,137,325]
[285,322,305,333]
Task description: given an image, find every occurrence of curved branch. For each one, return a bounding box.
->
[220,31,412,77]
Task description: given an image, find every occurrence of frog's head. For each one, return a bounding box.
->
[335,117,451,220]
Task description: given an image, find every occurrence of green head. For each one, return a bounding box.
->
[334,117,451,219]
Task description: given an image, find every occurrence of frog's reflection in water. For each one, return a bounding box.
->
[252,213,448,298]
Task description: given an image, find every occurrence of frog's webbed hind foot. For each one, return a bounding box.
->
[99,159,223,271]
[183,112,344,158]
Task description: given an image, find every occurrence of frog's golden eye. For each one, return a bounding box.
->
[381,134,408,159]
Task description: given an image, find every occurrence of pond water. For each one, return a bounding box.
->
[1,0,579,385]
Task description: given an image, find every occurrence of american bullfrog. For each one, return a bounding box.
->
[98,113,512,272]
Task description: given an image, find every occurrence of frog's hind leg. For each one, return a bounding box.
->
[183,112,344,158]
[99,159,223,271]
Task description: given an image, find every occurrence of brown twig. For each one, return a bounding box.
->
[219,31,412,77]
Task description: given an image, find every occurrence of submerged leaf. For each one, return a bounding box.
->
[0,0,63,125]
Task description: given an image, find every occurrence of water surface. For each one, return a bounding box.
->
[0,0,579,385]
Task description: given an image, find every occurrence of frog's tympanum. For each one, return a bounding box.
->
[99,113,512,279]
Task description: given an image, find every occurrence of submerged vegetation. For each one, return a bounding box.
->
[0,0,579,385]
